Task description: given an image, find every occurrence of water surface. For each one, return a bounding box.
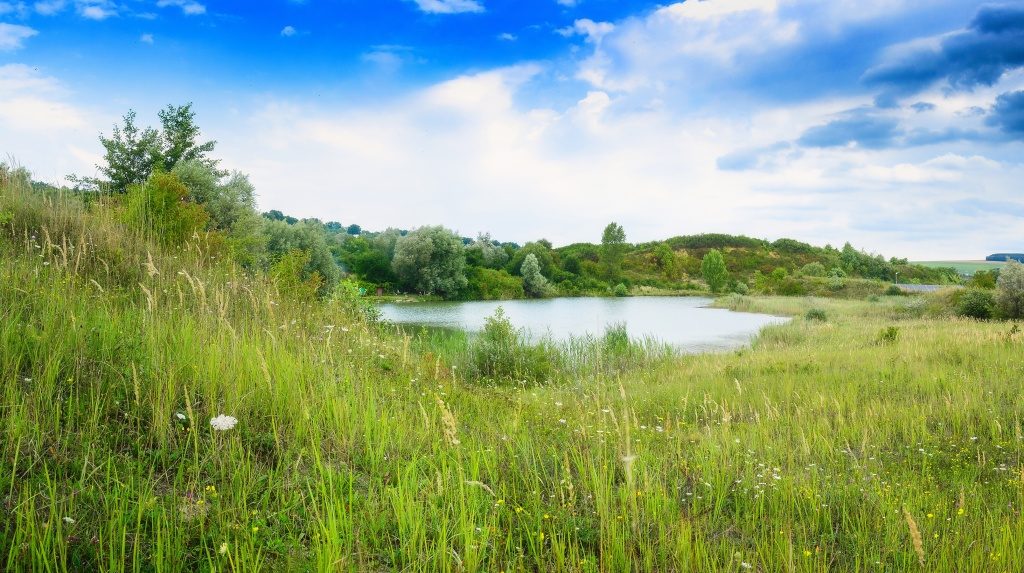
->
[379,297,788,352]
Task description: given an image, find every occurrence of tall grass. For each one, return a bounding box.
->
[2,172,1024,571]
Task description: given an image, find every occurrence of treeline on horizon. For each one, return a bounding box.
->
[35,104,962,301]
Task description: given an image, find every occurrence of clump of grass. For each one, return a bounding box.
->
[877,325,900,344]
[804,308,828,322]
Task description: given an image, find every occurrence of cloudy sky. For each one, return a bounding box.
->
[1,0,1022,258]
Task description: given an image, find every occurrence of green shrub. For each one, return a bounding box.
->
[467,308,559,384]
[733,281,749,295]
[956,289,995,319]
[885,284,904,296]
[612,283,629,297]
[996,260,1024,319]
[800,262,827,277]
[805,308,827,322]
[876,326,899,344]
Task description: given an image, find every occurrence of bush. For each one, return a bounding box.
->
[956,289,995,319]
[805,308,827,322]
[612,283,629,297]
[996,260,1024,319]
[885,284,904,296]
[467,308,559,384]
[733,281,749,295]
[800,262,827,277]
[876,326,899,344]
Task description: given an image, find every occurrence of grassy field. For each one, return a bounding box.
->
[2,176,1024,571]
[914,260,1005,275]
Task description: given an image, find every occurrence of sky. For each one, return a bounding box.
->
[1,0,1023,259]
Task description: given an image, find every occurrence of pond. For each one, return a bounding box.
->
[378,296,789,352]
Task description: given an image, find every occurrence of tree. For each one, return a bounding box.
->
[467,232,509,269]
[996,260,1024,319]
[701,249,729,293]
[124,172,209,246]
[346,224,362,235]
[156,103,218,173]
[392,226,468,298]
[98,110,160,194]
[521,253,551,298]
[654,244,677,280]
[601,222,627,280]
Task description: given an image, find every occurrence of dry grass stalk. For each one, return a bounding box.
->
[903,508,925,566]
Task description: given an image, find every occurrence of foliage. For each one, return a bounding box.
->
[701,249,729,293]
[600,222,627,280]
[521,253,551,298]
[612,283,629,297]
[876,325,900,344]
[98,110,160,194]
[466,307,558,384]
[800,262,827,277]
[392,225,468,298]
[466,232,509,269]
[124,172,209,246]
[996,260,1024,319]
[804,308,828,321]
[271,249,324,303]
[968,269,998,289]
[465,267,524,300]
[155,103,218,173]
[956,289,995,319]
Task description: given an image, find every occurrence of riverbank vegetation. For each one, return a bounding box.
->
[55,105,964,303]
[3,157,1024,571]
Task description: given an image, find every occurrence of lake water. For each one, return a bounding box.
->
[378,297,789,352]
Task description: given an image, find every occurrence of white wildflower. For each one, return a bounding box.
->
[63,517,75,524]
[219,542,228,555]
[175,412,186,421]
[210,415,238,431]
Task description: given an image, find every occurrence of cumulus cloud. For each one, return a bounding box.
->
[156,0,206,16]
[410,0,483,15]
[863,3,1024,104]
[797,112,902,149]
[0,2,31,18]
[77,0,116,19]
[140,33,153,44]
[280,25,296,37]
[0,23,36,50]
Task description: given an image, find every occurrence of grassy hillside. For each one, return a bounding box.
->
[3,170,1024,571]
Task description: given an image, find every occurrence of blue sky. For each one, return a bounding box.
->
[1,0,1023,258]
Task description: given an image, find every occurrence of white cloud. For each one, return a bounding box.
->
[156,0,206,16]
[0,64,102,184]
[497,32,516,41]
[77,1,116,19]
[0,2,31,18]
[140,33,154,44]
[556,0,578,6]
[411,0,483,15]
[0,23,37,51]
[280,25,296,37]
[557,18,614,43]
[33,0,64,15]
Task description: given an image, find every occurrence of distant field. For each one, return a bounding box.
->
[914,260,1005,274]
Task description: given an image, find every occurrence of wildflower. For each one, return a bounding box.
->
[741,563,753,570]
[957,508,965,516]
[210,415,238,431]
[175,412,186,421]
[515,507,524,514]
[252,526,259,533]
[219,542,228,555]
[804,550,812,557]
[63,517,75,524]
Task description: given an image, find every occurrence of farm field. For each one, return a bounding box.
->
[913,260,1005,275]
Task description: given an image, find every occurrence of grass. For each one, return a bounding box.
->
[914,260,1005,275]
[3,174,1024,571]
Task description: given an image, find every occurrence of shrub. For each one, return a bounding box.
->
[956,289,995,319]
[876,326,899,344]
[733,281,749,295]
[701,249,729,293]
[125,172,209,246]
[800,262,827,277]
[467,308,559,384]
[885,284,904,296]
[612,283,629,297]
[805,308,827,322]
[996,260,1024,319]
[521,253,552,298]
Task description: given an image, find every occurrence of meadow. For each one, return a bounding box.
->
[913,260,1005,275]
[2,174,1023,571]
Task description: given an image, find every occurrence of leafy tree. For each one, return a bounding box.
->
[346,224,362,235]
[171,160,255,231]
[601,222,627,279]
[263,220,341,297]
[562,254,581,276]
[996,260,1024,319]
[98,110,160,194]
[467,233,509,270]
[521,253,551,298]
[509,241,555,277]
[156,103,218,173]
[701,249,729,293]
[957,289,995,319]
[271,249,324,303]
[392,226,467,298]
[466,268,524,300]
[969,270,999,289]
[800,262,827,277]
[654,244,677,280]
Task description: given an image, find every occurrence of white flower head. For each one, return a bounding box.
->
[219,542,228,555]
[63,516,75,524]
[175,412,186,421]
[210,415,238,431]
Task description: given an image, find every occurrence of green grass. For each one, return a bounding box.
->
[3,176,1024,571]
[914,260,1005,275]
